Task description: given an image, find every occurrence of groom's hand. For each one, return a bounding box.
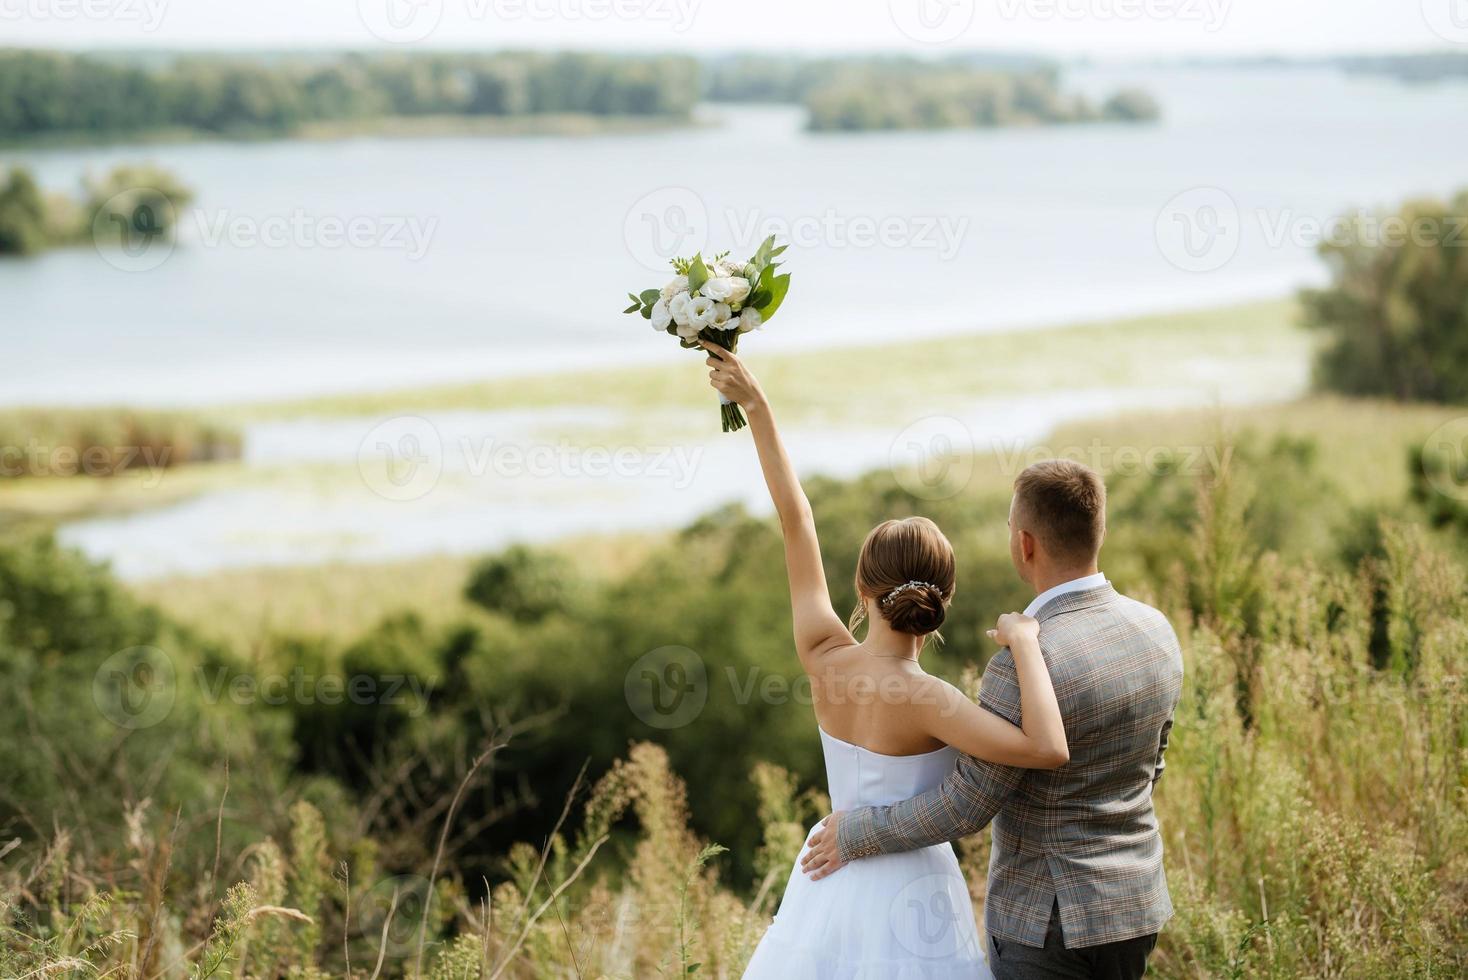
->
[800,812,848,880]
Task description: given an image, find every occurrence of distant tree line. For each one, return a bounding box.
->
[804,68,1158,131]
[704,55,1159,131]
[0,50,700,140]
[1333,51,1468,85]
[702,52,1061,103]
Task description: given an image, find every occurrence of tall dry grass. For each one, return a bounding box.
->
[2,473,1463,978]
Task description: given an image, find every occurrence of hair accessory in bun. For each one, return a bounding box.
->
[881,581,940,607]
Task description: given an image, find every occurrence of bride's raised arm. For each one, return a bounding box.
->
[916,614,1070,769]
[701,341,853,664]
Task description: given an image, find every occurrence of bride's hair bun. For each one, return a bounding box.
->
[854,517,956,637]
[882,582,948,636]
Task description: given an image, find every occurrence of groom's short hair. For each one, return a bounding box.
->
[1013,459,1107,563]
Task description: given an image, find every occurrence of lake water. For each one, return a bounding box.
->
[8,65,1466,576]
[6,66,1467,407]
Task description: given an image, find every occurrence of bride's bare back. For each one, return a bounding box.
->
[809,642,951,757]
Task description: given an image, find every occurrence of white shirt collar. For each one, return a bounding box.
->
[1024,572,1109,618]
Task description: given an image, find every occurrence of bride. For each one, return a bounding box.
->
[700,341,1071,979]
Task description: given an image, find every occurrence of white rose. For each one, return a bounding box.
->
[650,298,672,331]
[700,277,735,302]
[660,276,689,304]
[668,292,692,327]
[724,276,752,306]
[687,295,717,329]
[738,307,763,333]
[708,302,733,331]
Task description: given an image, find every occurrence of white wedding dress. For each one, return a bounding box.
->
[742,728,992,979]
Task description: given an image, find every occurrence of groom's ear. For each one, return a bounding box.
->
[1018,527,1037,563]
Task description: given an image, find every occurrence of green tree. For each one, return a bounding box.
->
[1302,190,1468,402]
[0,168,48,255]
[464,544,582,623]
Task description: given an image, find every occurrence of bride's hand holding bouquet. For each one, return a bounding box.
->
[701,339,767,419]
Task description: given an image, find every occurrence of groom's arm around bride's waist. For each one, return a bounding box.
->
[837,652,1027,861]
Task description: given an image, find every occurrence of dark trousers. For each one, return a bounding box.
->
[988,902,1157,980]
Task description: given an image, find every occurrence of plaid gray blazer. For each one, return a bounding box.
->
[837,584,1183,949]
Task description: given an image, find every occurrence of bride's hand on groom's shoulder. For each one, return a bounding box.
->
[701,341,767,411]
[987,612,1040,650]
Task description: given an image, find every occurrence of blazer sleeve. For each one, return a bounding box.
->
[837,651,1026,861]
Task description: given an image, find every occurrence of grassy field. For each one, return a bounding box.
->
[126,392,1464,645]
[130,530,667,641]
[241,299,1311,424]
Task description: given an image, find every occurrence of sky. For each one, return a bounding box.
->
[0,0,1463,56]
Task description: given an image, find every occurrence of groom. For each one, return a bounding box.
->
[802,459,1183,979]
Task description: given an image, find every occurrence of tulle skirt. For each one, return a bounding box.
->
[743,822,992,979]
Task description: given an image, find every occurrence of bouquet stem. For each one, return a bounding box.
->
[720,399,747,433]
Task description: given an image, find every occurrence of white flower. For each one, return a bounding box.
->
[738,307,763,333]
[675,320,701,339]
[687,295,717,329]
[668,292,692,327]
[650,298,672,331]
[660,276,689,304]
[724,276,752,306]
[708,302,733,331]
[701,277,736,302]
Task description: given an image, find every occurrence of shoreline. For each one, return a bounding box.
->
[0,112,699,152]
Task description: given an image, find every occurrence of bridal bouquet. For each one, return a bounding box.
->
[623,235,791,432]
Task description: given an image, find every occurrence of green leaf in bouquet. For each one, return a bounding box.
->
[748,290,771,309]
[755,271,791,322]
[754,235,776,267]
[624,302,642,314]
[687,254,709,294]
[639,288,661,306]
[641,305,654,320]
